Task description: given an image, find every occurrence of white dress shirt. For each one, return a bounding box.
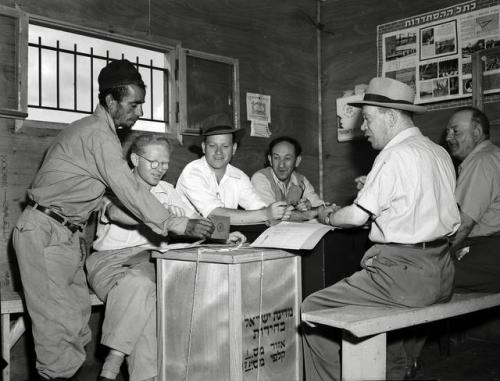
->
[176,156,266,217]
[355,127,460,244]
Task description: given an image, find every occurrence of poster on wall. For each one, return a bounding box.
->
[336,95,364,142]
[377,0,500,104]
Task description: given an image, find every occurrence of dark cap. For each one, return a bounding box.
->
[98,59,145,92]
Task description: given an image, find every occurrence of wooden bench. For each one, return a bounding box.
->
[302,292,500,381]
[1,290,103,381]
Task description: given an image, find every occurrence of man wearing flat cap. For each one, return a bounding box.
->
[13,59,214,380]
[176,115,291,224]
[301,77,460,380]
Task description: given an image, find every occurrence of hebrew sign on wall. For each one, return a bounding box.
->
[378,0,500,104]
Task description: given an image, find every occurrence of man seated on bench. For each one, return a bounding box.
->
[86,134,246,381]
[303,77,460,380]
[445,107,500,292]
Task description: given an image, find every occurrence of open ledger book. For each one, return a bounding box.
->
[250,221,333,250]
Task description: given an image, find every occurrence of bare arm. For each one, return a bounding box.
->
[322,204,370,228]
[450,210,476,258]
[209,201,291,225]
[289,207,319,222]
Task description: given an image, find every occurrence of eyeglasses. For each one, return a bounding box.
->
[136,154,169,170]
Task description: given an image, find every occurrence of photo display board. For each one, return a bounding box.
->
[377,0,500,104]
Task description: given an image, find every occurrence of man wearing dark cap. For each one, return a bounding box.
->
[301,77,460,380]
[176,121,291,224]
[13,59,214,380]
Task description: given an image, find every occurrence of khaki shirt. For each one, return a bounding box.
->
[28,105,187,235]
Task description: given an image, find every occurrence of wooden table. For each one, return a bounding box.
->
[153,246,302,381]
[230,224,371,298]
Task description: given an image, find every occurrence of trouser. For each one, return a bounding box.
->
[86,247,157,381]
[13,208,91,379]
[302,243,454,381]
[454,235,500,292]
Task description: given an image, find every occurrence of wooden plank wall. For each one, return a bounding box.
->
[321,0,500,205]
[0,0,319,290]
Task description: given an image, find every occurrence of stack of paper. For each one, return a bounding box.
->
[250,221,333,250]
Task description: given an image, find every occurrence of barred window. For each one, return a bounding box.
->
[28,24,169,132]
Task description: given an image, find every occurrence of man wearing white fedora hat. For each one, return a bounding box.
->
[302,77,460,380]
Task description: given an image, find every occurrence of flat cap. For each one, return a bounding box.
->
[98,59,145,92]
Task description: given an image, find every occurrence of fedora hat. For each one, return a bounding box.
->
[348,77,426,113]
[200,113,241,136]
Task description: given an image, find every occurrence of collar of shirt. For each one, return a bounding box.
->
[383,126,422,151]
[151,181,173,196]
[270,169,298,194]
[200,156,242,182]
[94,104,119,136]
[458,140,492,175]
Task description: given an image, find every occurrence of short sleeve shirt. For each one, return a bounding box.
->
[176,157,266,217]
[355,127,460,244]
[455,140,500,237]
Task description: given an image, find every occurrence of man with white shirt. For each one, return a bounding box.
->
[86,134,243,381]
[302,77,460,380]
[176,124,291,224]
[251,136,324,221]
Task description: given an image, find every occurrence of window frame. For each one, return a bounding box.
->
[178,48,240,143]
[0,5,29,127]
[18,12,181,134]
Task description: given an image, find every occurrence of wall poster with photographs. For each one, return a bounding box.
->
[377,0,500,104]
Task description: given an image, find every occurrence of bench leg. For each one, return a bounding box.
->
[341,332,386,381]
[9,317,25,348]
[2,313,10,381]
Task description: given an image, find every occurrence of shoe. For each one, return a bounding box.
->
[404,357,421,380]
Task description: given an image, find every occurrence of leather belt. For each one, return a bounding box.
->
[388,237,449,249]
[28,199,83,233]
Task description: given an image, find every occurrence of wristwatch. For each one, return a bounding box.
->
[324,212,333,225]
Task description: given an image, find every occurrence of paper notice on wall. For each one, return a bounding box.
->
[247,92,271,137]
[250,120,272,137]
[336,95,364,142]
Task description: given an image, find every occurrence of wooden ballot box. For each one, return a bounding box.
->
[153,246,302,381]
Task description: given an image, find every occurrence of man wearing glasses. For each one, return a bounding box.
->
[87,133,245,381]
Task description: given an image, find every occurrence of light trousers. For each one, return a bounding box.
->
[86,246,157,381]
[13,208,91,379]
[302,243,454,381]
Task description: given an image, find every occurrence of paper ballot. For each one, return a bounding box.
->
[250,221,333,250]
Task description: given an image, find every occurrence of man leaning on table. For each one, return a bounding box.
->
[251,136,325,221]
[301,77,460,380]
[176,116,292,225]
[13,59,214,381]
